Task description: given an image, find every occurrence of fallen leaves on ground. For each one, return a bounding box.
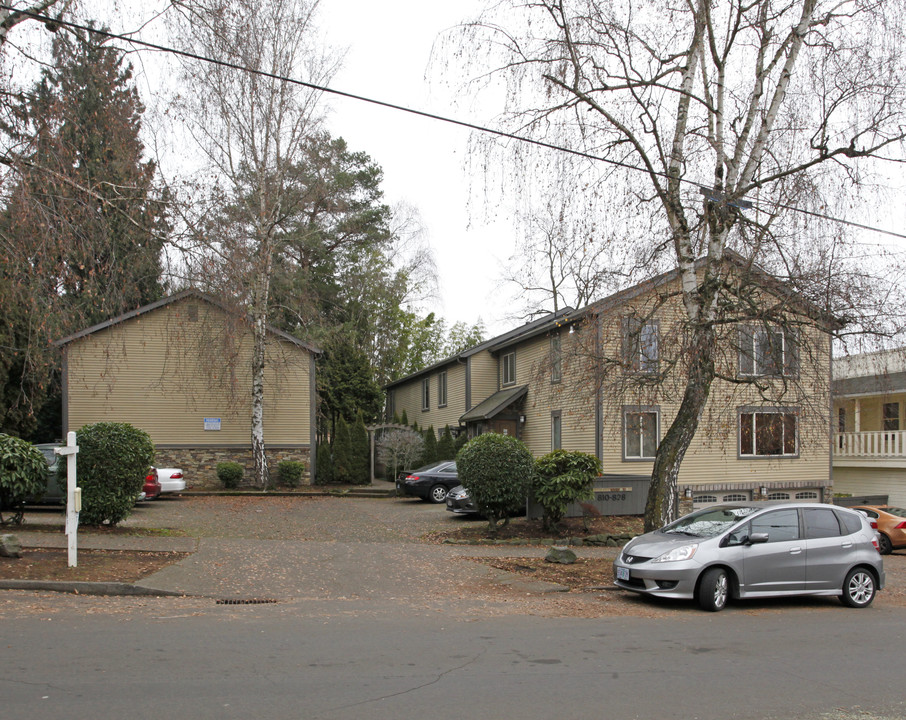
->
[0,550,188,583]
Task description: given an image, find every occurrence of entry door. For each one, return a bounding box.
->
[490,419,518,437]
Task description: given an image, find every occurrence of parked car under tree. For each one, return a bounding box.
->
[614,503,884,612]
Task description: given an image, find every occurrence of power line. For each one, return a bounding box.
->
[6,5,906,242]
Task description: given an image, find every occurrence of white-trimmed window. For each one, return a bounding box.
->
[739,409,798,457]
[623,317,659,373]
[437,371,447,408]
[421,378,429,411]
[738,326,799,377]
[623,406,659,460]
[502,351,516,386]
[550,334,562,384]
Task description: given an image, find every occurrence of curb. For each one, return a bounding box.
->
[0,579,189,597]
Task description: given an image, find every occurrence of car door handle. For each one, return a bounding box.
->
[841,541,853,549]
[790,547,802,555]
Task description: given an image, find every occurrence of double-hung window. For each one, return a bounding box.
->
[502,352,516,386]
[623,406,659,460]
[738,326,799,377]
[437,371,447,408]
[739,408,798,457]
[623,318,659,373]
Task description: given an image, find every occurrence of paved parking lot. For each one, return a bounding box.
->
[15,493,906,616]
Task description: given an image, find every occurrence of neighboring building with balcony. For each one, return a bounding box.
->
[833,348,906,506]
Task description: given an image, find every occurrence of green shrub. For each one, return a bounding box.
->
[534,450,602,531]
[456,433,534,537]
[217,461,244,489]
[72,423,154,526]
[277,460,306,488]
[0,434,50,525]
[349,411,370,485]
[436,426,455,461]
[421,426,438,466]
[332,415,353,483]
[315,443,333,485]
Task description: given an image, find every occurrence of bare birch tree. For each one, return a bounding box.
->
[169,0,339,487]
[452,0,906,529]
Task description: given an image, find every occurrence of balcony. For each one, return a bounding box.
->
[834,431,906,461]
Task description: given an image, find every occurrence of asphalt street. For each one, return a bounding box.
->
[2,494,904,720]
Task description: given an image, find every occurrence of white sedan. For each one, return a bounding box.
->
[156,468,186,494]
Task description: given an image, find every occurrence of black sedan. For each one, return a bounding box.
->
[445,485,478,514]
[397,461,459,503]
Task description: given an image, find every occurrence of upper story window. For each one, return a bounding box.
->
[502,351,516,386]
[550,334,562,384]
[883,402,900,431]
[437,371,447,408]
[739,408,798,457]
[738,326,799,377]
[622,317,659,373]
[421,378,429,411]
[551,410,562,450]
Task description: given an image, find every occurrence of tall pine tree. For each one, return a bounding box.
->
[0,26,166,437]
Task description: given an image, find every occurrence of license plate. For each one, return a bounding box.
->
[616,566,630,581]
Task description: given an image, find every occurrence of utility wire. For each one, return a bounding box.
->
[6,5,906,242]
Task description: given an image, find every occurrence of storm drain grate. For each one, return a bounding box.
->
[216,598,279,605]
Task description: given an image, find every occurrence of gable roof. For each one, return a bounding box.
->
[54,288,321,354]
[384,307,574,389]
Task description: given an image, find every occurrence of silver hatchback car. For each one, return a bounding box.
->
[613,503,884,611]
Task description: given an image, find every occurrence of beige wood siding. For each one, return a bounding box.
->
[594,281,831,489]
[833,466,906,507]
[64,299,312,447]
[468,351,498,408]
[834,394,906,432]
[388,362,466,433]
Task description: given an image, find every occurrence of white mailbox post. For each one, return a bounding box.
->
[54,431,80,568]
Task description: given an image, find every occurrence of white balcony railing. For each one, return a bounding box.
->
[835,431,906,458]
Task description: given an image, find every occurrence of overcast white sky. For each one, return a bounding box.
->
[316,0,516,334]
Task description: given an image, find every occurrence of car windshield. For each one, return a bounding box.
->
[660,506,758,538]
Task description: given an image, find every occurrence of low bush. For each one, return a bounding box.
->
[72,422,154,526]
[277,460,306,488]
[217,461,244,489]
[0,434,49,525]
[534,450,602,531]
[456,433,534,537]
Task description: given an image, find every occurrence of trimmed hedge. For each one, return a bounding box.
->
[217,461,244,489]
[277,460,306,488]
[71,422,154,526]
[456,433,534,537]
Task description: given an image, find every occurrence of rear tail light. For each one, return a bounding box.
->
[872,537,881,553]
[895,521,906,530]
[171,472,183,479]
[406,475,419,481]
[145,472,155,482]
[870,520,879,530]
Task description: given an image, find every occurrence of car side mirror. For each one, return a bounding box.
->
[747,533,769,545]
